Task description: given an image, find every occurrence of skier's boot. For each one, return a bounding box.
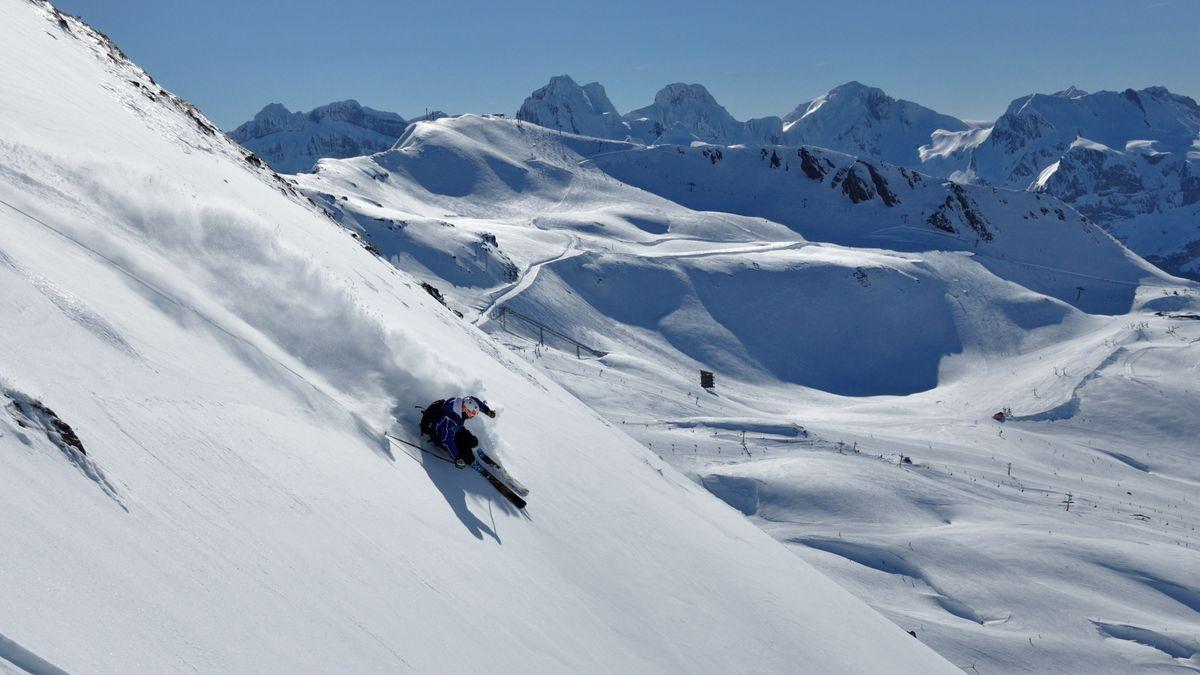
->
[454,447,475,469]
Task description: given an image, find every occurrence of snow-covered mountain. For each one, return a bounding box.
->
[623,82,782,145]
[0,2,962,672]
[512,77,1200,279]
[782,81,971,167]
[24,8,1197,669]
[1033,138,1200,276]
[515,75,630,141]
[516,77,784,146]
[228,100,413,173]
[952,87,1200,278]
[960,86,1200,187]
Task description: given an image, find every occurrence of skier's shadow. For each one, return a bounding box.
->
[419,455,523,543]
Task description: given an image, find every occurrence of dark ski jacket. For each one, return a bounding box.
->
[432,396,493,460]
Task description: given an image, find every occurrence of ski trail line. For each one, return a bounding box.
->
[473,235,582,326]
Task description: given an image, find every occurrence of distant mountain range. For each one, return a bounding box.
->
[515,76,1200,280]
[228,100,445,174]
[229,78,1200,279]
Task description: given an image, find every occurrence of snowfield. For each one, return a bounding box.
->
[0,2,958,673]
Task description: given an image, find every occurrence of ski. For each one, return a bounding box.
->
[472,462,527,509]
[477,450,529,497]
[387,434,528,508]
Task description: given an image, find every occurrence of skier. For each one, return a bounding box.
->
[419,396,496,468]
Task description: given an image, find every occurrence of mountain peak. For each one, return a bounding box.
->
[516,75,624,138]
[781,83,967,166]
[622,83,752,144]
[1053,85,1088,98]
[253,102,292,121]
[827,80,874,95]
[652,82,719,107]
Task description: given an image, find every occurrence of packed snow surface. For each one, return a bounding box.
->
[0,2,957,673]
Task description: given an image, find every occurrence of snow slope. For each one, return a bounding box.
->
[298,109,1200,671]
[0,2,957,672]
[228,100,411,173]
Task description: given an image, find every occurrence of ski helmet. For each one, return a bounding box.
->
[460,397,480,419]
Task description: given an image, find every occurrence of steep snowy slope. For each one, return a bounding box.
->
[299,111,1200,672]
[229,100,410,173]
[781,81,970,167]
[0,2,959,672]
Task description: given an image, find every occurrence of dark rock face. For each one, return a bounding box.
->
[923,184,993,241]
[927,208,957,234]
[832,165,875,204]
[798,147,831,181]
[11,398,87,456]
[1181,164,1200,206]
[826,160,900,207]
[949,183,993,241]
[865,162,900,206]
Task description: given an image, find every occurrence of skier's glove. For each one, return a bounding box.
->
[485,409,497,418]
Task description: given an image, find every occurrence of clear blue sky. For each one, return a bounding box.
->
[55,0,1200,130]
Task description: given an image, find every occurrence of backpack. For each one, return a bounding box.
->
[419,399,446,439]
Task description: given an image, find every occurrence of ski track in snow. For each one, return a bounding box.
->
[473,234,581,326]
[0,631,69,675]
